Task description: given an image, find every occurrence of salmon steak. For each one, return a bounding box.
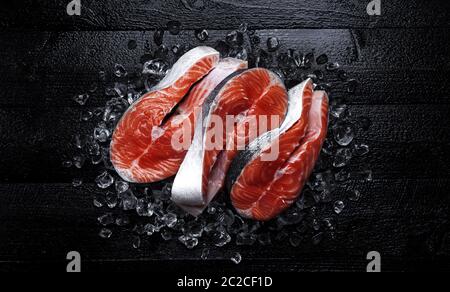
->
[110,47,221,183]
[172,68,289,216]
[227,83,329,221]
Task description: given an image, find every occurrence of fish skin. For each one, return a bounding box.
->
[110,47,220,183]
[230,89,329,221]
[172,68,289,216]
[227,79,314,191]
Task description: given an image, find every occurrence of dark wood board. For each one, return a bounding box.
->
[1,29,449,107]
[1,0,450,30]
[0,0,449,273]
[0,179,448,272]
[1,104,450,183]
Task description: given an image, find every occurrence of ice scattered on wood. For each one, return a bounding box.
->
[62,23,373,262]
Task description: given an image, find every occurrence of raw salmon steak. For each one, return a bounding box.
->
[172,68,289,216]
[110,47,220,183]
[228,84,329,221]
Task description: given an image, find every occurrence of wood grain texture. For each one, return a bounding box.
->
[0,29,449,107]
[0,104,449,183]
[1,0,450,30]
[0,180,448,272]
[0,1,449,272]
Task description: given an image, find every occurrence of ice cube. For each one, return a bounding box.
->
[115,214,131,226]
[334,124,355,146]
[318,189,332,203]
[105,191,118,209]
[144,223,156,236]
[95,171,115,189]
[335,169,351,182]
[331,105,348,119]
[207,205,217,215]
[338,69,348,81]
[114,64,127,77]
[172,44,185,56]
[201,248,210,260]
[143,60,169,76]
[114,82,127,98]
[267,37,280,52]
[93,195,105,208]
[334,200,345,214]
[136,199,153,217]
[195,29,209,42]
[325,62,340,71]
[183,220,204,238]
[322,218,335,231]
[297,52,314,69]
[238,23,248,33]
[72,178,83,188]
[353,143,370,157]
[62,160,73,168]
[161,229,173,241]
[154,29,164,46]
[225,30,244,47]
[333,148,353,168]
[87,140,101,156]
[312,218,321,231]
[98,70,107,81]
[120,191,138,211]
[231,252,242,265]
[322,139,334,156]
[213,227,231,247]
[98,213,115,226]
[229,47,248,61]
[162,213,178,228]
[348,189,362,202]
[217,210,235,227]
[347,79,359,93]
[312,232,324,245]
[115,180,129,194]
[81,111,93,121]
[314,70,325,80]
[178,235,199,249]
[93,123,111,143]
[132,236,141,249]
[296,191,315,210]
[277,208,304,225]
[134,223,146,235]
[99,228,113,239]
[73,93,89,106]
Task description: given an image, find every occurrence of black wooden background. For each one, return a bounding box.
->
[0,0,449,272]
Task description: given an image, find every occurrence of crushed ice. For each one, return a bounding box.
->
[64,23,373,263]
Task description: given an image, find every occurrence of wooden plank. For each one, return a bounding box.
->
[1,29,448,71]
[0,29,449,107]
[0,179,448,272]
[1,0,450,30]
[0,104,449,183]
[2,67,448,107]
